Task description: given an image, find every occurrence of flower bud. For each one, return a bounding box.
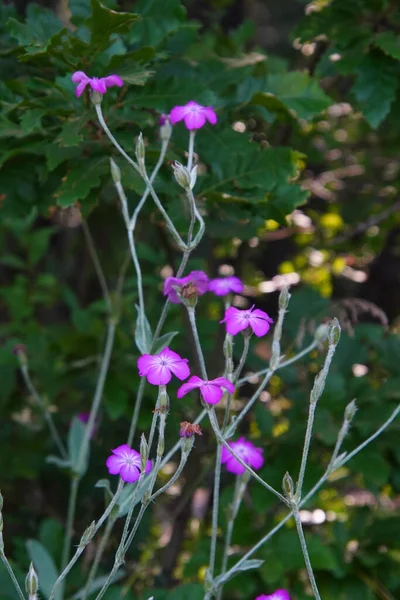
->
[278,286,291,310]
[90,90,102,106]
[345,399,357,422]
[80,521,96,547]
[171,161,191,189]
[223,334,233,360]
[25,563,39,596]
[109,158,121,184]
[180,435,195,455]
[159,115,172,142]
[314,322,330,344]
[140,433,149,473]
[282,471,294,499]
[135,132,145,166]
[189,165,198,190]
[157,436,165,457]
[328,317,341,346]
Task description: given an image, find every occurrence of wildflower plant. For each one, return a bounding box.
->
[2,1,400,600]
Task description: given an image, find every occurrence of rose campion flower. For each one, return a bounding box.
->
[138,347,190,385]
[221,305,273,337]
[255,591,290,600]
[106,444,152,483]
[221,437,264,475]
[169,101,217,130]
[177,376,235,405]
[208,276,244,297]
[163,270,209,304]
[71,71,124,98]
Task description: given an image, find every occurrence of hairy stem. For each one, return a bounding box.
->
[293,510,322,600]
[0,552,26,600]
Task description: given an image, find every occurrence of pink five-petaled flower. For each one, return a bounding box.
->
[138,347,190,386]
[163,270,209,304]
[106,444,152,483]
[221,305,273,337]
[255,591,290,600]
[177,376,235,405]
[209,276,244,297]
[221,437,264,475]
[71,71,124,98]
[169,101,217,130]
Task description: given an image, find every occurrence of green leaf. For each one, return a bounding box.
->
[117,475,152,517]
[128,0,188,48]
[26,539,60,600]
[68,417,89,476]
[352,53,400,128]
[55,158,107,206]
[214,559,264,585]
[134,305,153,354]
[20,109,45,134]
[87,0,139,50]
[46,455,71,469]
[374,31,400,61]
[250,71,332,120]
[7,5,63,55]
[152,331,179,354]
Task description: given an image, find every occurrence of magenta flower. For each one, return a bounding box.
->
[221,305,273,337]
[106,444,152,483]
[221,437,264,475]
[163,270,209,304]
[138,347,190,385]
[169,101,217,130]
[209,276,244,297]
[255,591,290,600]
[177,376,235,405]
[71,71,124,98]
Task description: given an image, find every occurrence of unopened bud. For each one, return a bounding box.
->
[159,115,172,142]
[172,161,191,189]
[25,563,39,595]
[80,521,96,547]
[135,132,145,167]
[140,434,149,472]
[328,317,341,346]
[314,322,330,344]
[157,437,165,457]
[282,471,294,499]
[109,158,121,184]
[278,286,291,310]
[90,90,102,106]
[189,165,198,190]
[180,435,195,455]
[345,399,357,422]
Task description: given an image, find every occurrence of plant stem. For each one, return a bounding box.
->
[237,340,318,386]
[20,364,67,460]
[187,131,195,172]
[295,341,337,501]
[293,510,322,600]
[0,552,26,600]
[186,306,208,379]
[221,402,400,586]
[226,369,273,439]
[233,336,250,383]
[52,479,124,600]
[59,320,116,599]
[81,220,112,314]
[208,443,223,582]
[83,516,115,600]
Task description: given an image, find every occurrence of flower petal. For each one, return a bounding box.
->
[119,463,140,483]
[169,105,187,124]
[112,443,132,457]
[201,384,223,405]
[177,376,204,398]
[72,71,88,83]
[90,77,107,94]
[138,354,157,376]
[249,315,272,337]
[106,454,125,475]
[103,74,124,89]
[226,455,246,475]
[145,459,153,474]
[75,80,89,97]
[202,106,217,125]
[147,364,172,385]
[212,377,235,394]
[249,447,264,471]
[184,111,206,130]
[168,358,190,381]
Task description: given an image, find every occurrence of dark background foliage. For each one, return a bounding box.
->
[1,0,400,598]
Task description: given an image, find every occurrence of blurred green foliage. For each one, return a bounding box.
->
[1,0,400,599]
